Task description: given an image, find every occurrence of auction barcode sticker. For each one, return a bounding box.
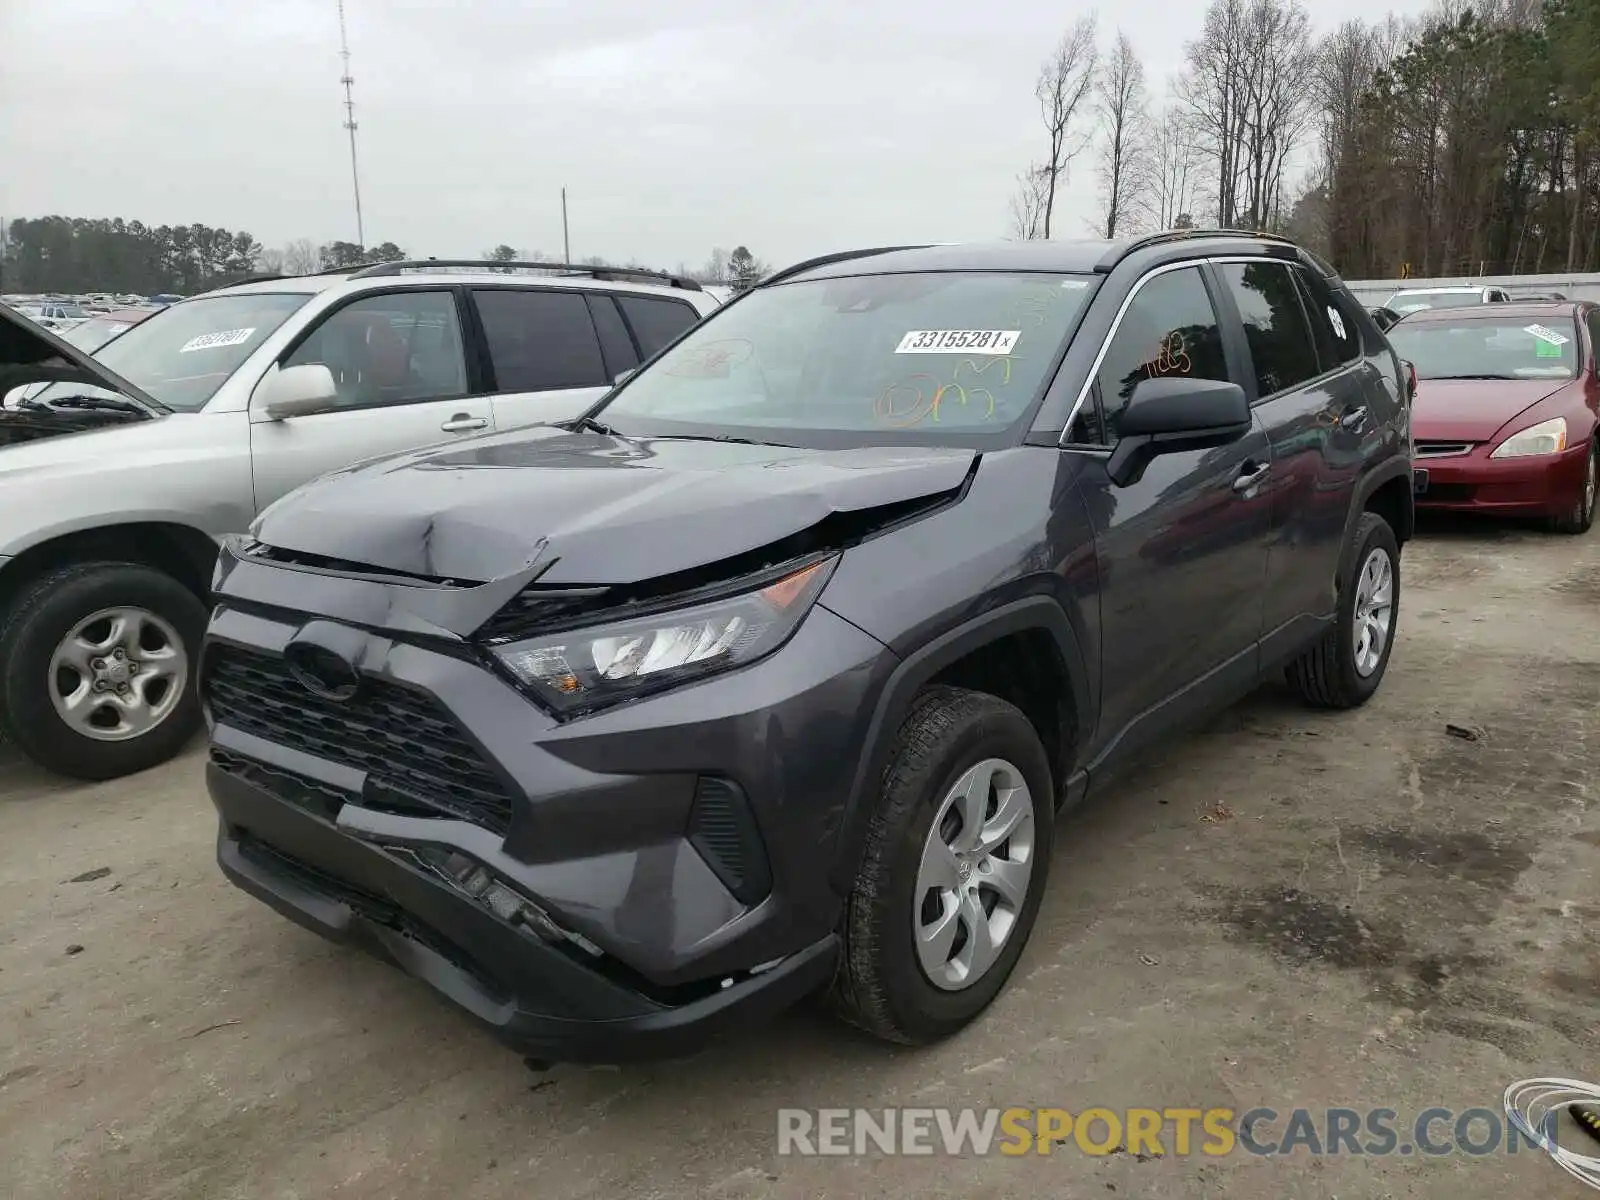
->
[180,327,256,353]
[1524,323,1570,346]
[895,330,1021,355]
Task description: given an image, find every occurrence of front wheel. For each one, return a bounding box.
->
[1550,439,1597,535]
[829,685,1054,1045]
[0,562,207,780]
[1286,512,1400,710]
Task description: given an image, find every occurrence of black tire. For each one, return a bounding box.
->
[0,562,207,780]
[829,685,1055,1045]
[1286,511,1400,710]
[1550,439,1597,535]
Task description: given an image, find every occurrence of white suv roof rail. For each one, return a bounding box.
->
[347,259,704,292]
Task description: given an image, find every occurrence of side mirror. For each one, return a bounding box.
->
[1107,376,1251,487]
[256,363,339,420]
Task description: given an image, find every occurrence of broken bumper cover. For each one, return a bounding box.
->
[200,546,893,1061]
[213,761,838,1061]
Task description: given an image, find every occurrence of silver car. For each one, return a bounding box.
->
[0,260,718,780]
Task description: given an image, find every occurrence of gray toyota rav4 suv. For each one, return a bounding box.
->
[203,232,1415,1062]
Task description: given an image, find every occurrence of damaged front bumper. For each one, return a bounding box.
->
[203,541,894,1061]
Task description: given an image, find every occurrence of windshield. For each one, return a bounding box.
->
[29,291,311,411]
[58,316,136,354]
[1388,316,1578,380]
[595,271,1096,446]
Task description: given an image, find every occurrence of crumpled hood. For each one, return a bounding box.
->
[1413,378,1572,442]
[251,425,977,584]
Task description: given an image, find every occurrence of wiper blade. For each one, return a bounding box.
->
[643,433,771,446]
[17,392,148,415]
[1430,373,1515,381]
[570,415,616,435]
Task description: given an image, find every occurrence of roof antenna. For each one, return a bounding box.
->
[337,0,366,249]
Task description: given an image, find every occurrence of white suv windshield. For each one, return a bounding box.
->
[30,292,311,411]
[596,271,1096,446]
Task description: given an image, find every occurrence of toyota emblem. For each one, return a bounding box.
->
[284,641,361,702]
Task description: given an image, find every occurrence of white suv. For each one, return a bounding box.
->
[0,260,718,780]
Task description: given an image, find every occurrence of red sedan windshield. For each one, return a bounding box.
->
[1387,316,1578,381]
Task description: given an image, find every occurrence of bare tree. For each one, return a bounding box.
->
[1177,0,1313,229]
[1095,31,1152,238]
[1146,107,1206,229]
[1009,166,1052,239]
[281,238,319,275]
[1034,16,1100,238]
[255,247,286,274]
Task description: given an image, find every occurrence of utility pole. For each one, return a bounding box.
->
[561,188,571,262]
[337,0,366,249]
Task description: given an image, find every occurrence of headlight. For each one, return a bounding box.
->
[493,556,836,714]
[1490,416,1567,459]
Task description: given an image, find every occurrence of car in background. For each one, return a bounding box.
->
[1388,301,1598,533]
[0,259,718,782]
[15,301,91,331]
[1385,285,1512,314]
[1369,305,1403,333]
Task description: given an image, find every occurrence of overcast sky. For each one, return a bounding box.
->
[3,0,1437,273]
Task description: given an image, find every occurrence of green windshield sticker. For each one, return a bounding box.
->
[1535,338,1562,358]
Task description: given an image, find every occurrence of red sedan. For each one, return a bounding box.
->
[1388,301,1599,534]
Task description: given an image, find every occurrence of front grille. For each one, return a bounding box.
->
[1415,440,1475,458]
[205,645,516,835]
[211,747,346,820]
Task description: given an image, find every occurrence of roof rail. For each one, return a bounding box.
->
[347,259,704,291]
[1094,227,1299,272]
[759,245,936,288]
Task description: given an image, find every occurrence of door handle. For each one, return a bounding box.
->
[1339,405,1369,431]
[1232,461,1271,493]
[440,414,488,433]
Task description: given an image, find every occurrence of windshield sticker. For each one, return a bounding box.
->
[660,339,753,378]
[895,330,1021,355]
[1061,280,1090,289]
[1327,306,1347,341]
[1524,323,1569,347]
[1535,338,1563,358]
[179,327,255,353]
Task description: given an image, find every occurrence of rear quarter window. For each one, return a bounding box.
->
[616,294,701,358]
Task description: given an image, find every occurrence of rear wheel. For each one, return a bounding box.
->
[1550,439,1597,535]
[829,686,1054,1045]
[0,562,207,780]
[1286,512,1399,710]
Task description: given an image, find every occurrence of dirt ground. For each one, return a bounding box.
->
[2,514,1598,1199]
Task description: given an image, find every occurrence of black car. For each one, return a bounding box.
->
[202,232,1414,1062]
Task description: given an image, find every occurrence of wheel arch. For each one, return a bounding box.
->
[1335,457,1414,602]
[828,596,1092,897]
[0,522,220,619]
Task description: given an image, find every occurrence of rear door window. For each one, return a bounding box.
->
[472,288,608,392]
[616,294,701,359]
[1293,268,1361,368]
[1218,262,1323,398]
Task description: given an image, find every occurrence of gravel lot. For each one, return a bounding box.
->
[2,515,1597,1199]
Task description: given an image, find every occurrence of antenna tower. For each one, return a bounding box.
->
[337,0,366,247]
